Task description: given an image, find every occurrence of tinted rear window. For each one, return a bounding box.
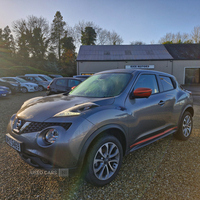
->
[56,79,67,86]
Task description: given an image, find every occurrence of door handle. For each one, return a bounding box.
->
[158,100,165,106]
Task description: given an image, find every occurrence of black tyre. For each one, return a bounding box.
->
[84,135,123,186]
[10,88,15,95]
[38,86,44,91]
[21,87,28,93]
[174,111,193,141]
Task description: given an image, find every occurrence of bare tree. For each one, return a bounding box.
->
[72,21,124,49]
[72,21,101,49]
[191,26,200,43]
[27,16,49,37]
[12,19,27,37]
[150,40,155,44]
[107,30,123,45]
[96,29,109,45]
[12,16,50,65]
[158,32,192,44]
[130,41,145,45]
[13,16,49,38]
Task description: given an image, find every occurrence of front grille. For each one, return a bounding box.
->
[22,122,72,133]
[13,118,72,134]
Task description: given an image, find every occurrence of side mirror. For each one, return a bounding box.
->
[132,88,152,98]
[71,86,77,90]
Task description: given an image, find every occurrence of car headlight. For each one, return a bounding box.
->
[54,111,81,117]
[53,102,99,117]
[44,129,59,144]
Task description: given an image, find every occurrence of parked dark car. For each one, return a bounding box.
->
[18,76,49,91]
[46,77,82,95]
[6,69,194,186]
[0,86,11,97]
[0,78,20,94]
[73,75,91,81]
[48,74,63,79]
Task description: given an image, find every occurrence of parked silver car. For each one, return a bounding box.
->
[6,69,194,186]
[1,77,38,93]
[25,74,53,83]
[18,76,49,91]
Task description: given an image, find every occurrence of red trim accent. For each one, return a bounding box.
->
[130,127,177,149]
[133,88,152,97]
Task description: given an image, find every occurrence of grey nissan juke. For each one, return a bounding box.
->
[6,69,194,186]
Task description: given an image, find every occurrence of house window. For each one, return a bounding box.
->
[185,68,200,84]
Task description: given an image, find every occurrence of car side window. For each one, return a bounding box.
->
[134,74,159,94]
[68,80,81,88]
[27,77,32,81]
[39,76,46,81]
[159,76,174,91]
[56,79,67,86]
[8,78,16,82]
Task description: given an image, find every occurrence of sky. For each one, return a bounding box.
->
[0,0,200,46]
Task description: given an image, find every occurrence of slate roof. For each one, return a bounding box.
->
[77,44,200,61]
[77,45,173,61]
[164,44,200,60]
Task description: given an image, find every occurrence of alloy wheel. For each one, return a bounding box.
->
[38,86,43,91]
[183,114,192,137]
[21,87,27,93]
[93,142,120,181]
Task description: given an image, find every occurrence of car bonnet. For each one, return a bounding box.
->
[16,94,115,121]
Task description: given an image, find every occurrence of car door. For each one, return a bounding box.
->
[125,73,176,150]
[158,75,177,125]
[7,78,19,84]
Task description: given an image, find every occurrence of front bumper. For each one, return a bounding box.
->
[0,92,11,97]
[27,88,36,92]
[6,115,94,170]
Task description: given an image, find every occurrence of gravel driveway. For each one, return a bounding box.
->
[0,92,200,200]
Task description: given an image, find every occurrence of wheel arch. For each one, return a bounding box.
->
[77,124,127,171]
[185,106,194,117]
[21,86,28,93]
[38,85,44,91]
[178,105,194,130]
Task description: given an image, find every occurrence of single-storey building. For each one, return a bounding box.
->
[76,44,200,85]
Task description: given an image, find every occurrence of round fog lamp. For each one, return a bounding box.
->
[45,128,59,144]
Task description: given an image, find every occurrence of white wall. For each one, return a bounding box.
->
[77,60,200,84]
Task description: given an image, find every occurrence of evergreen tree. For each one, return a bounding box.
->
[81,27,96,45]
[51,11,66,61]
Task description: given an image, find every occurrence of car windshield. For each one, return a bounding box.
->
[16,78,28,83]
[69,73,132,98]
[45,76,52,80]
[41,75,52,81]
[34,77,43,81]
